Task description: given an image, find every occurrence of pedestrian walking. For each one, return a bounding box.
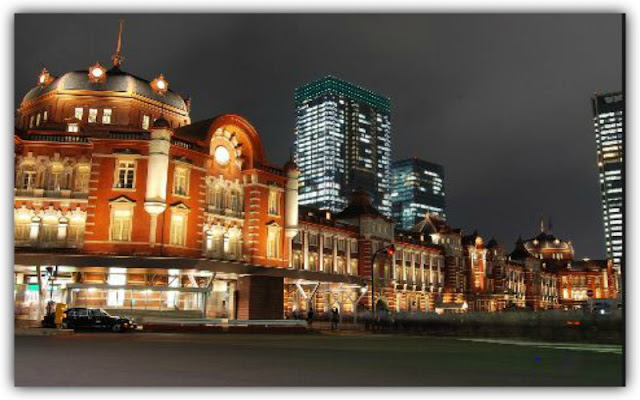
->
[331,307,340,331]
[306,308,315,328]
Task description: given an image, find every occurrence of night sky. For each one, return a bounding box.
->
[15,14,623,258]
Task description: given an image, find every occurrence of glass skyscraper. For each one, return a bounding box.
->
[592,91,624,271]
[294,76,392,216]
[391,158,446,229]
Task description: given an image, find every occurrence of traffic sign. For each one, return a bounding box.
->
[587,289,595,298]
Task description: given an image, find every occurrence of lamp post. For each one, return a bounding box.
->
[371,244,395,320]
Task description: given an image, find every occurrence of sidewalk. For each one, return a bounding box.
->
[14,319,74,336]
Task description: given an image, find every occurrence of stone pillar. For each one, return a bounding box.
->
[303,231,309,271]
[144,119,171,246]
[346,240,351,275]
[332,237,338,274]
[319,234,324,272]
[284,161,299,268]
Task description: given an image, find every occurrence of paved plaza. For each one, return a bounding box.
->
[14,332,623,386]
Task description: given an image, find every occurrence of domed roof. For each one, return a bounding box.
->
[21,67,188,112]
[523,231,572,252]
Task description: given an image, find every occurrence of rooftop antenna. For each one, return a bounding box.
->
[111,19,125,67]
[539,214,545,234]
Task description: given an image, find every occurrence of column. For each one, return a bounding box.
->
[303,231,309,271]
[332,237,338,274]
[346,239,351,275]
[319,234,324,272]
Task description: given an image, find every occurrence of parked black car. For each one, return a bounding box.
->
[62,308,136,332]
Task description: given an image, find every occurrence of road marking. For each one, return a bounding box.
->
[458,338,622,355]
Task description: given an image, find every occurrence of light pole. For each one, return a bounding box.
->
[371,244,395,320]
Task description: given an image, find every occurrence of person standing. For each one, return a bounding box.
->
[331,307,340,331]
[307,308,315,329]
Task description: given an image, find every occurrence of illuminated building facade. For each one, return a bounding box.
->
[592,91,624,271]
[294,76,392,217]
[391,157,446,229]
[13,31,620,321]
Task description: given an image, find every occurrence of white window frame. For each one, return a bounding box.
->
[114,159,136,189]
[172,165,190,197]
[109,199,135,242]
[169,207,189,247]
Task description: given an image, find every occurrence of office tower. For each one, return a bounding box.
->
[592,91,624,271]
[391,158,446,229]
[294,76,392,216]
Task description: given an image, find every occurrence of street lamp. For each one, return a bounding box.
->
[371,244,395,319]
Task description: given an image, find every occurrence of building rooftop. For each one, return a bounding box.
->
[294,75,391,113]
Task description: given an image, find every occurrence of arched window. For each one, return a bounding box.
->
[48,163,64,191]
[74,164,90,192]
[214,186,224,210]
[229,189,239,212]
[63,167,73,190]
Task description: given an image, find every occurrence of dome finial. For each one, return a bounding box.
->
[111,19,125,67]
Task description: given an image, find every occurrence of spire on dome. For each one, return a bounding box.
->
[111,19,125,67]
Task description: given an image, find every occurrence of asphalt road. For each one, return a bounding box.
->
[14,332,624,386]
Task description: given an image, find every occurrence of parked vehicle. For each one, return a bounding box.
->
[62,308,136,332]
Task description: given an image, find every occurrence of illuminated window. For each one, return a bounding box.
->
[115,160,135,189]
[39,218,59,243]
[229,189,242,212]
[29,115,34,128]
[267,225,281,259]
[170,213,187,246]
[14,213,32,241]
[35,113,41,127]
[142,115,150,130]
[107,268,127,307]
[74,165,90,191]
[67,123,79,133]
[74,107,84,121]
[19,164,36,189]
[88,108,98,123]
[110,208,133,242]
[324,236,333,250]
[268,190,280,215]
[47,164,63,191]
[43,110,48,122]
[214,186,224,210]
[67,220,85,244]
[173,166,189,196]
[102,108,112,124]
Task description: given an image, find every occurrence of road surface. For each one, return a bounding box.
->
[14,332,623,386]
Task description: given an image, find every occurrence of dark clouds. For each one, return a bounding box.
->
[15,14,622,258]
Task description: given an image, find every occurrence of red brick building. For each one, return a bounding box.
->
[14,38,619,321]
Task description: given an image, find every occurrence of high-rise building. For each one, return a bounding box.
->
[294,76,392,216]
[391,158,446,229]
[592,91,624,271]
